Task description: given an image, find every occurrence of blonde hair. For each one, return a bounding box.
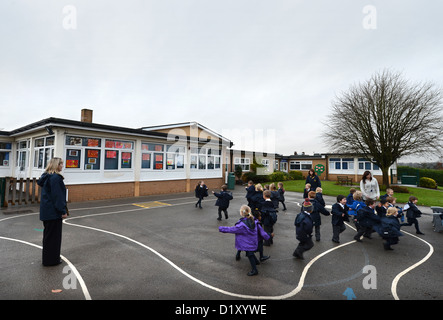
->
[386,207,398,217]
[45,157,63,174]
[353,190,363,201]
[240,205,254,221]
[255,183,263,192]
[315,187,322,193]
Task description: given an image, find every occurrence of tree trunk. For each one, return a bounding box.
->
[381,166,390,188]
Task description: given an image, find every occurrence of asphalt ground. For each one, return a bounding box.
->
[1,185,442,305]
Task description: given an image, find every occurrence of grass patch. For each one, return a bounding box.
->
[272,180,443,207]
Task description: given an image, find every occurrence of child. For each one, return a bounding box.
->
[245,180,255,207]
[386,196,404,222]
[401,196,425,235]
[331,195,349,243]
[277,182,287,211]
[380,188,394,201]
[219,205,270,276]
[250,183,264,213]
[236,211,271,263]
[353,199,380,242]
[212,185,233,221]
[303,183,311,199]
[293,199,314,260]
[346,188,357,206]
[261,190,278,246]
[376,198,389,218]
[315,187,325,207]
[379,207,403,250]
[307,191,330,241]
[194,181,208,209]
[347,191,366,231]
[269,183,281,209]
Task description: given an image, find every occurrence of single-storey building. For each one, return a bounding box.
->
[0,109,232,202]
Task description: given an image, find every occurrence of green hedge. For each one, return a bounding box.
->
[397,166,443,186]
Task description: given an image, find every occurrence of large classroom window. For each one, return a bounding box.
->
[191,147,221,170]
[358,158,380,171]
[329,158,354,171]
[289,161,312,170]
[234,157,250,171]
[105,139,133,170]
[33,136,55,169]
[141,143,164,170]
[65,136,102,170]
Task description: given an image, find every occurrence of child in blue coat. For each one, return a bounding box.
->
[219,205,270,276]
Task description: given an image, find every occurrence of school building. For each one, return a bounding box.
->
[228,150,397,185]
[1,109,398,205]
[0,109,232,203]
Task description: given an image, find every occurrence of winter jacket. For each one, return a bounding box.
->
[331,203,349,226]
[270,190,280,208]
[214,191,233,209]
[305,174,321,191]
[260,200,278,226]
[245,185,255,201]
[356,206,381,228]
[250,191,264,211]
[277,188,285,202]
[295,212,313,241]
[37,173,67,221]
[219,218,270,251]
[404,202,422,219]
[360,178,380,200]
[306,198,330,226]
[195,184,209,198]
[378,215,403,238]
[347,200,366,217]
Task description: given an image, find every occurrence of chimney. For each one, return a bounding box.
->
[81,109,93,123]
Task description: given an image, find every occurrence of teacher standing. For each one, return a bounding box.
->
[37,157,68,266]
[359,170,380,201]
[305,168,321,192]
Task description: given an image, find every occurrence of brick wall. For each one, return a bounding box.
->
[66,177,224,202]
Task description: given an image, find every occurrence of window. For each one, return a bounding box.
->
[234,158,250,171]
[16,140,29,171]
[105,139,133,170]
[141,143,164,170]
[358,158,380,171]
[65,136,102,170]
[0,142,11,167]
[329,158,354,171]
[166,145,185,170]
[34,136,55,169]
[290,161,312,170]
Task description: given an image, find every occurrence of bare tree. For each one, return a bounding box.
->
[322,70,443,186]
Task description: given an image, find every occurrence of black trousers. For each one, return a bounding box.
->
[294,237,314,257]
[42,219,63,266]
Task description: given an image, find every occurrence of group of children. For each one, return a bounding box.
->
[196,180,426,277]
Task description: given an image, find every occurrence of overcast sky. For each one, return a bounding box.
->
[0,0,442,161]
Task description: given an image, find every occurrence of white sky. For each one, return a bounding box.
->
[1,0,442,162]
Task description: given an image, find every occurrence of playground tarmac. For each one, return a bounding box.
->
[1,185,442,304]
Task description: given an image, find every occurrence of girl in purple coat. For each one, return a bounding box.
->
[219,205,270,276]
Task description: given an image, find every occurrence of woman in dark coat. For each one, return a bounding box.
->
[37,157,68,266]
[305,168,321,192]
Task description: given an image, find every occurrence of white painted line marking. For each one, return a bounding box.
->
[0,236,91,300]
[390,230,434,300]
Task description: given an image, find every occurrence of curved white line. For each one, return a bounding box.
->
[391,230,434,300]
[64,215,357,300]
[0,235,91,300]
